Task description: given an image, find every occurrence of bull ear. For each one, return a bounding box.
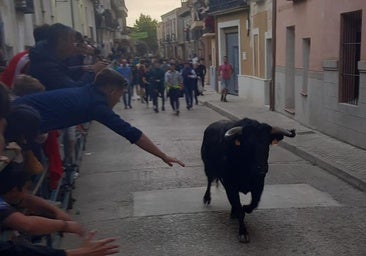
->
[224,126,243,140]
[271,127,296,138]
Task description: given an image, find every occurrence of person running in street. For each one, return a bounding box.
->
[165,63,183,116]
[218,56,233,102]
[196,58,206,95]
[150,60,166,112]
[116,59,132,109]
[181,61,197,110]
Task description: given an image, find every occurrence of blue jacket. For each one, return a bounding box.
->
[28,41,94,91]
[13,85,142,144]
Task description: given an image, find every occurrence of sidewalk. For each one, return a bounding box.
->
[200,88,366,192]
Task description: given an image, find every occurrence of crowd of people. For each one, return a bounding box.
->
[0,22,185,255]
[108,55,207,116]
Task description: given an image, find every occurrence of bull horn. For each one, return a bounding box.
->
[271,127,296,137]
[224,126,243,139]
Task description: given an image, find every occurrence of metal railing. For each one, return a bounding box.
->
[209,0,247,14]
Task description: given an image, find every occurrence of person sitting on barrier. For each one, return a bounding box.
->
[11,68,185,167]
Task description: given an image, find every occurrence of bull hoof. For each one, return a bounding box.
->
[242,205,253,214]
[203,196,211,205]
[239,234,250,243]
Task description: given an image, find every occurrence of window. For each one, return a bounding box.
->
[253,33,260,77]
[285,26,295,112]
[339,10,362,105]
[301,38,310,95]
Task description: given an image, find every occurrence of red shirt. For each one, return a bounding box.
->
[219,62,233,80]
[0,50,30,88]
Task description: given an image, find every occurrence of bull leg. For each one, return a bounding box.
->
[225,188,250,243]
[243,177,264,214]
[203,176,212,205]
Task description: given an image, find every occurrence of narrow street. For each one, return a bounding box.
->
[63,100,366,256]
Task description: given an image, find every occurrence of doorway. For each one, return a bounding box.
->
[226,32,239,95]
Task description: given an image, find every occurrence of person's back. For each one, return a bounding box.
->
[13,85,102,132]
[116,65,131,84]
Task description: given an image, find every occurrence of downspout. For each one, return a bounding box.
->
[70,0,75,29]
[270,0,277,111]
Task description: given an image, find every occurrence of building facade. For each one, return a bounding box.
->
[0,0,128,63]
[239,0,273,106]
[208,0,249,94]
[161,8,180,59]
[275,0,366,149]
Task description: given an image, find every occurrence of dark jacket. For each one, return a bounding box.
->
[28,41,94,91]
[150,67,165,90]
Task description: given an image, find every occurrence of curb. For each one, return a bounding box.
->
[203,101,366,192]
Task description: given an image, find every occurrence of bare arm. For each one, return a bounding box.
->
[66,232,119,256]
[3,212,83,236]
[19,193,71,220]
[135,133,185,167]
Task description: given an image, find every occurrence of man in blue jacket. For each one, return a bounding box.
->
[27,23,107,91]
[11,68,184,167]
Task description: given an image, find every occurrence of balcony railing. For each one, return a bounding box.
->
[95,9,120,31]
[209,0,248,15]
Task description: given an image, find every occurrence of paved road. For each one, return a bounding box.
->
[62,100,366,256]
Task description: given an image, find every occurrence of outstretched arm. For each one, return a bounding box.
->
[19,193,71,221]
[135,133,185,167]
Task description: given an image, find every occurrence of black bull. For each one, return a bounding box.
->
[201,118,296,243]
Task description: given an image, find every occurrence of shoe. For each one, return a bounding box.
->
[124,106,128,109]
[186,106,190,110]
[154,106,159,113]
[224,98,228,102]
[162,106,165,111]
[176,110,180,116]
[129,105,132,109]
[220,95,224,102]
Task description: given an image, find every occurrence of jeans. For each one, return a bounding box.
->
[184,82,194,108]
[169,88,180,111]
[152,86,165,109]
[123,85,132,107]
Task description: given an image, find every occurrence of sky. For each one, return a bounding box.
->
[125,0,182,26]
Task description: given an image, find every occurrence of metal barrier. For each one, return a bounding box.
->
[0,124,89,248]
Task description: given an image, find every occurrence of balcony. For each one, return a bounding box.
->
[191,20,204,30]
[15,0,34,14]
[111,0,128,18]
[209,0,248,15]
[95,9,120,31]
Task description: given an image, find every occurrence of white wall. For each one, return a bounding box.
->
[239,75,270,106]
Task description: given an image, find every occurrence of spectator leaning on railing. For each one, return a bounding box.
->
[10,68,185,168]
[0,82,119,256]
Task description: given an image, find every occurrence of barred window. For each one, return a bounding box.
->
[339,11,362,105]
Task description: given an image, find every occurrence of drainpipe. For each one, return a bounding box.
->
[70,0,75,29]
[270,0,277,111]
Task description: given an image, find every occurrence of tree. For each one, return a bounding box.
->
[133,14,158,55]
